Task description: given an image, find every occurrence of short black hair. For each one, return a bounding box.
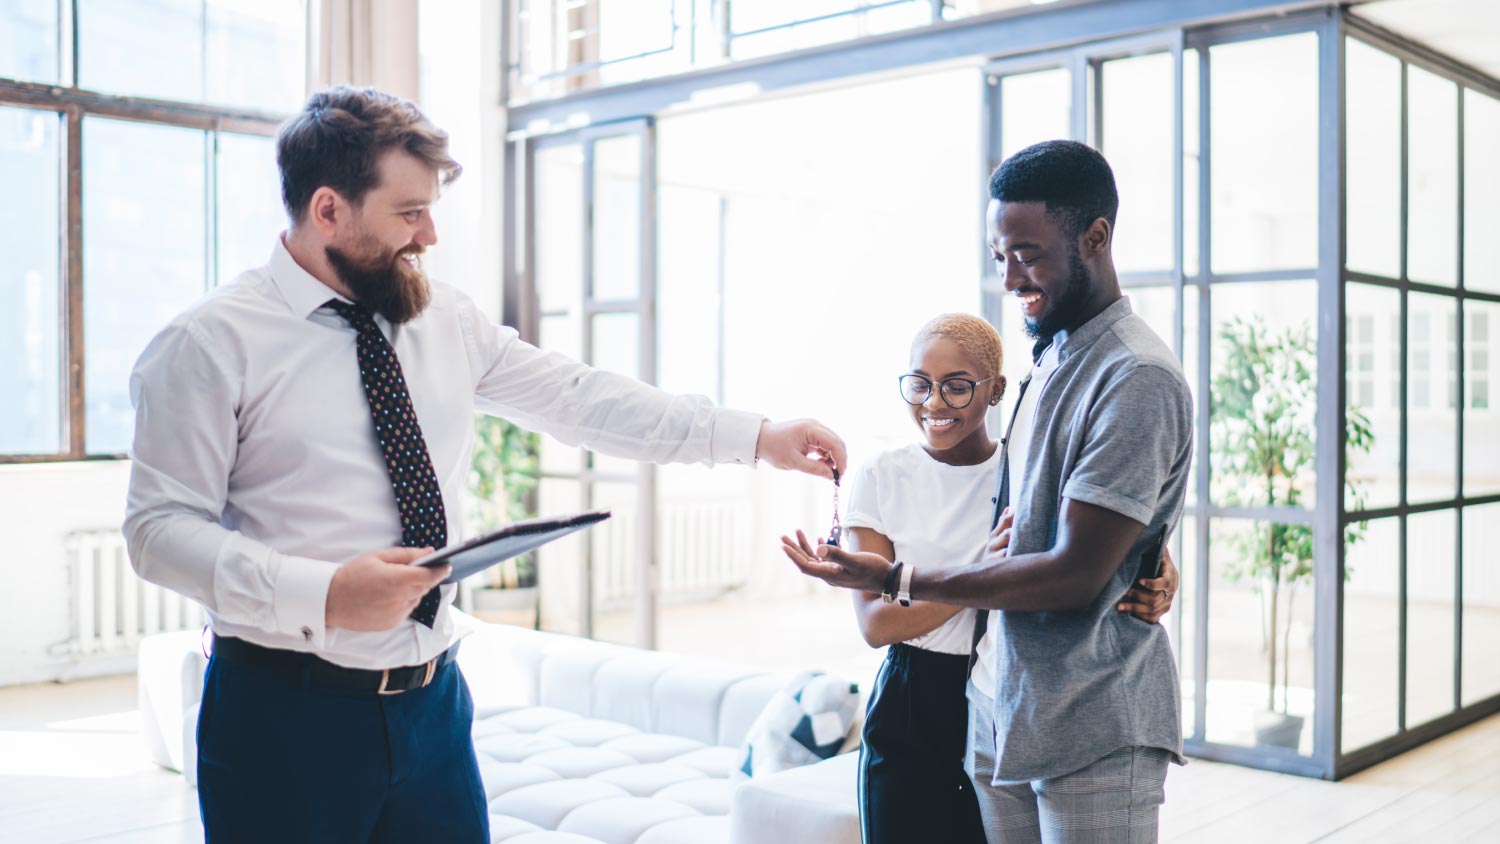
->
[988,140,1118,239]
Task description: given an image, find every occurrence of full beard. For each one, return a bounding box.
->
[326,234,430,324]
[1024,246,1093,340]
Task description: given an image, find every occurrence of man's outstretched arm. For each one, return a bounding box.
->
[783,497,1144,613]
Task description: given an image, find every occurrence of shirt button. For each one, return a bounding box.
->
[301,626,313,642]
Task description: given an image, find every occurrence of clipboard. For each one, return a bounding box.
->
[1135,528,1166,583]
[411,510,611,584]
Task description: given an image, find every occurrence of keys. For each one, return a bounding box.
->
[828,468,842,548]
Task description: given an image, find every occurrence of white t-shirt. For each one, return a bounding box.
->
[842,443,1004,655]
[971,341,1062,698]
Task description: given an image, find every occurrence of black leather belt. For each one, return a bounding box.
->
[210,634,460,696]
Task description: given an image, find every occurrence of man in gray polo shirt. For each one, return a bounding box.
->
[787,140,1191,842]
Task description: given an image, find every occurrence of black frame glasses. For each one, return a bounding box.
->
[897,374,998,410]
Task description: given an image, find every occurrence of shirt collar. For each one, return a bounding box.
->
[267,235,351,320]
[1055,296,1133,362]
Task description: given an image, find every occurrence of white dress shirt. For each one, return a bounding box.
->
[124,238,762,670]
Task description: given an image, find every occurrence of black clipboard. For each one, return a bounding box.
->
[1135,528,1166,583]
[411,510,611,584]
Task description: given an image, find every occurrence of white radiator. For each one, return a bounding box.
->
[56,530,205,660]
[593,500,750,609]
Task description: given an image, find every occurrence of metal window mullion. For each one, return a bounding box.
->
[1453,83,1465,713]
[637,119,659,650]
[1192,44,1211,747]
[0,79,284,135]
[1396,51,1410,735]
[65,105,84,459]
[1207,269,1321,284]
[579,137,596,638]
[1314,13,1344,777]
[1172,31,1186,362]
[1089,55,1103,149]
[207,129,217,290]
[1169,31,1187,663]
[1069,50,1088,143]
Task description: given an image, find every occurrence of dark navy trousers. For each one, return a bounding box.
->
[859,643,987,844]
[196,649,489,843]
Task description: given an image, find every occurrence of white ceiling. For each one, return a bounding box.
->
[1351,0,1500,81]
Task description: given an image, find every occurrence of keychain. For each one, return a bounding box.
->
[827,468,842,548]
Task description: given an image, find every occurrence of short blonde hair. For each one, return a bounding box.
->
[912,313,1004,381]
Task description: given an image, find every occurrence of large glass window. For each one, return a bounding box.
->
[729,0,930,60]
[1345,39,1401,279]
[999,68,1072,159]
[1206,517,1316,756]
[1100,52,1174,274]
[0,106,62,454]
[1406,65,1459,287]
[1345,285,1400,511]
[1466,90,1500,295]
[83,118,209,456]
[78,0,305,112]
[1406,508,1457,728]
[1463,502,1500,706]
[1,4,300,461]
[0,0,59,84]
[652,67,980,682]
[1342,516,1399,754]
[1468,301,1500,498]
[1210,280,1319,509]
[216,134,284,285]
[1209,34,1318,275]
[1408,293,1459,504]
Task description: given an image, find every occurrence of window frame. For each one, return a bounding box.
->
[0,8,294,464]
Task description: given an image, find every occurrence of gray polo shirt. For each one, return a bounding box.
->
[982,296,1192,783]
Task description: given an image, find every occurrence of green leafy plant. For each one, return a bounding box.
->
[465,415,540,588]
[1210,315,1373,715]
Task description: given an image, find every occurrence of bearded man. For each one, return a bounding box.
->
[123,86,845,844]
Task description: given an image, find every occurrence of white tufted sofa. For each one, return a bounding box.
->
[137,610,860,844]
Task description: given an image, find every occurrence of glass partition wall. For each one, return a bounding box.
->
[506,5,1500,779]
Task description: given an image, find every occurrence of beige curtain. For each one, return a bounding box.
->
[311,0,421,100]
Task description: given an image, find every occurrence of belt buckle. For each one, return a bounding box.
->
[376,656,439,696]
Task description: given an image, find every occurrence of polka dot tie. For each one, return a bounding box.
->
[327,299,445,628]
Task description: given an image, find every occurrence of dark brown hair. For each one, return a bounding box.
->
[276,86,462,222]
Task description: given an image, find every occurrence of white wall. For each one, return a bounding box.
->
[0,462,132,686]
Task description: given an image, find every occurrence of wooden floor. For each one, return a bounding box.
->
[2,673,1496,843]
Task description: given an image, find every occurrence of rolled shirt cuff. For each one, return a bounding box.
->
[1062,480,1154,527]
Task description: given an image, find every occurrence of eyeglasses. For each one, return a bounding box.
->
[897,374,998,410]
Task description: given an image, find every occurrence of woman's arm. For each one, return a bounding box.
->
[848,527,966,648]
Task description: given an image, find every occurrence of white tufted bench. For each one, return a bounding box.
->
[137,610,860,844]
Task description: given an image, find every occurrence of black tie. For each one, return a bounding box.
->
[327,299,445,628]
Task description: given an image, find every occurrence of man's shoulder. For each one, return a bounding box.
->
[160,269,278,340]
[1090,315,1190,394]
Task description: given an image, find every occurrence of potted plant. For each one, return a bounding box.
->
[1210,315,1372,750]
[464,414,541,619]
